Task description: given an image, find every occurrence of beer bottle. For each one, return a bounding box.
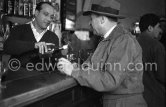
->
[19,0,24,16]
[7,0,14,15]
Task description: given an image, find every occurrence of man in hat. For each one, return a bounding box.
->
[57,0,147,106]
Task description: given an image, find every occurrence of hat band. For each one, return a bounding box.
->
[91,4,119,15]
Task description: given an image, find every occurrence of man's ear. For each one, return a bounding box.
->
[100,16,107,27]
[101,16,105,24]
[35,10,39,17]
[148,25,154,32]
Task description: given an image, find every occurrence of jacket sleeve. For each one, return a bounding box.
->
[72,35,141,92]
[154,43,165,85]
[4,26,35,55]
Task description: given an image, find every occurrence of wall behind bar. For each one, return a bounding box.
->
[117,0,166,29]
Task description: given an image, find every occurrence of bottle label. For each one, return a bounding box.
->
[19,1,24,15]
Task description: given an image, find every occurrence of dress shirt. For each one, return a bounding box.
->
[30,22,47,42]
[104,24,117,39]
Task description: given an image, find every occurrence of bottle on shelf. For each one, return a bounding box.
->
[32,0,36,16]
[7,0,14,15]
[28,0,33,17]
[0,0,4,12]
[3,23,10,41]
[14,0,19,15]
[24,0,29,16]
[18,0,24,16]
[0,24,4,41]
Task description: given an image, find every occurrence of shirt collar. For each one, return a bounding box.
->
[30,21,47,42]
[104,24,117,39]
[30,21,47,34]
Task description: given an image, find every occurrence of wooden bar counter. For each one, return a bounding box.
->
[0,68,102,107]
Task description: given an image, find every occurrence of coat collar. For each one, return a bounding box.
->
[102,24,126,41]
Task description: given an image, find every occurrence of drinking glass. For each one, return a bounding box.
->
[0,61,7,89]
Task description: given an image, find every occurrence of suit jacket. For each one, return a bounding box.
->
[72,25,144,96]
[137,32,166,107]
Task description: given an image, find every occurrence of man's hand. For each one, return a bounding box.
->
[35,42,55,54]
[46,43,55,53]
[57,58,74,75]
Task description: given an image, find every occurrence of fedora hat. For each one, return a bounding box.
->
[83,0,125,19]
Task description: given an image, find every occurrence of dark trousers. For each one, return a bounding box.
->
[103,94,147,107]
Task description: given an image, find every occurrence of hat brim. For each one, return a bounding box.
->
[83,10,125,19]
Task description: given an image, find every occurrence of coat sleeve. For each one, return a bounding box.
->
[4,26,35,55]
[72,35,141,92]
[154,43,166,85]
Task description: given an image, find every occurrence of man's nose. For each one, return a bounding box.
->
[47,16,52,22]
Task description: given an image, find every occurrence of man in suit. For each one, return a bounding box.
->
[137,13,165,107]
[4,2,59,73]
[57,0,147,107]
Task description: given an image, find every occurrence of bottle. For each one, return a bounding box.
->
[0,24,4,38]
[4,24,10,41]
[0,0,4,12]
[14,0,19,15]
[0,24,4,50]
[7,0,14,15]
[28,0,33,17]
[32,0,36,16]
[24,0,29,16]
[18,0,24,16]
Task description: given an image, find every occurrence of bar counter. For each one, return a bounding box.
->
[0,68,102,107]
[0,68,77,107]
